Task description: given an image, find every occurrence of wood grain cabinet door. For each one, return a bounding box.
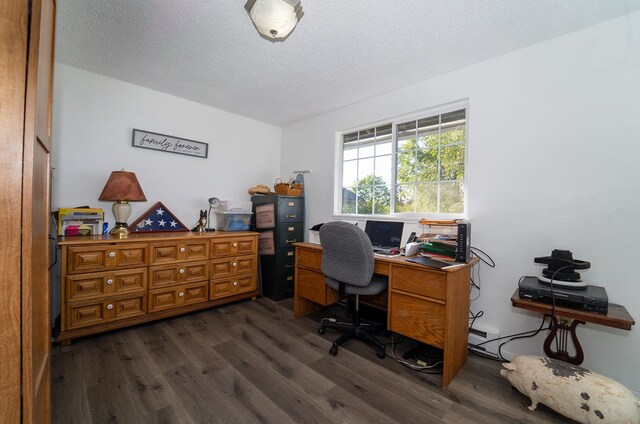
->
[14,0,57,422]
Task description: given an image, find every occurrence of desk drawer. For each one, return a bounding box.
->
[390,291,445,349]
[391,265,447,300]
[297,248,322,271]
[297,268,332,305]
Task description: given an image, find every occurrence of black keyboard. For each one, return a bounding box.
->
[373,247,397,255]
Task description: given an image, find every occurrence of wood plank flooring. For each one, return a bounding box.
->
[51,298,574,423]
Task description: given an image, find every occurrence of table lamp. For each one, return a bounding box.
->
[98,170,147,236]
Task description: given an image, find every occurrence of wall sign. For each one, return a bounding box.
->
[132,129,208,158]
[255,203,275,229]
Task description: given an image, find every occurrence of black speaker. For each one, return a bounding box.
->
[455,220,471,263]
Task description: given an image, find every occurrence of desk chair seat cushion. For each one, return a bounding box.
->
[325,274,387,296]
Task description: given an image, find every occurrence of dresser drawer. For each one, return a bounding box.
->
[277,197,303,222]
[210,274,256,300]
[65,267,147,301]
[391,265,447,300]
[210,255,256,279]
[210,237,257,258]
[65,294,146,330]
[277,223,303,248]
[66,243,148,274]
[149,260,209,289]
[148,281,209,313]
[390,291,445,349]
[149,239,209,264]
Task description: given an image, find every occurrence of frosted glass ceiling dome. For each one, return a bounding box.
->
[245,0,303,41]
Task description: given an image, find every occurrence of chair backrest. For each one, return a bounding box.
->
[319,221,374,287]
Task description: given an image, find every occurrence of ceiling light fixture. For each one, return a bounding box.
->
[245,0,303,41]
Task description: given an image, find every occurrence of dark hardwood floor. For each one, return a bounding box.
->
[51,297,574,423]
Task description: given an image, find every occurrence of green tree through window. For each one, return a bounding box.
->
[341,107,466,216]
[355,175,390,215]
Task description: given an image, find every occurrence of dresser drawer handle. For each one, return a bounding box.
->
[179,247,186,253]
[286,239,297,244]
[178,291,185,297]
[179,268,185,274]
[106,303,114,310]
[286,214,297,219]
[108,251,116,258]
[232,262,237,267]
[233,281,238,287]
[232,242,238,247]
[106,279,114,285]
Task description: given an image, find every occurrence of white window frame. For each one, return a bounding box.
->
[333,100,469,221]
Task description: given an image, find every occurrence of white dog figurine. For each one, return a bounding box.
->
[501,355,639,423]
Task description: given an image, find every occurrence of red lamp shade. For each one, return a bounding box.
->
[98,170,147,201]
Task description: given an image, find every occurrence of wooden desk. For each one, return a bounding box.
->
[294,242,478,388]
[511,289,635,364]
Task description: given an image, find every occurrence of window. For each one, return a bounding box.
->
[339,106,467,216]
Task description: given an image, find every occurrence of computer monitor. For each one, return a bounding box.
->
[364,220,404,250]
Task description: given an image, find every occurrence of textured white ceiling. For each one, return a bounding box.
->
[55,0,640,126]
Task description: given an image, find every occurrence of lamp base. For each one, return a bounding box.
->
[110,222,130,238]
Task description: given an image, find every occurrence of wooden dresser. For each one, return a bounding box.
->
[294,242,478,388]
[56,231,258,343]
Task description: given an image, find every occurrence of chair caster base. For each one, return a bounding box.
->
[329,345,338,356]
[318,326,326,335]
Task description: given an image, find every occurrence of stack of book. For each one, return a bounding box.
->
[57,208,104,236]
[420,239,457,261]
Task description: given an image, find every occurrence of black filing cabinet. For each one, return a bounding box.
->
[251,195,304,300]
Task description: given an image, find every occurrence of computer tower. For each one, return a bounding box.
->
[455,220,471,263]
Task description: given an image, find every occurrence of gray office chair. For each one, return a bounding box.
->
[318,221,387,359]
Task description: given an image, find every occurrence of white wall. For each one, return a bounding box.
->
[281,12,640,391]
[52,64,282,228]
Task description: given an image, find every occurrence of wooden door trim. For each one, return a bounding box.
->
[0,1,30,422]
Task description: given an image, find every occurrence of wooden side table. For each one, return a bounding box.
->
[511,289,635,364]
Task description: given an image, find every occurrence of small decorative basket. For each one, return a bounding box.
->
[274,178,303,196]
